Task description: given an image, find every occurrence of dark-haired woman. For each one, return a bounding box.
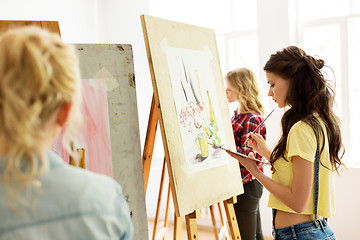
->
[227,46,344,239]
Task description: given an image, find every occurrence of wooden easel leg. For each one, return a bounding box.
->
[143,95,159,193]
[223,197,241,240]
[217,202,228,240]
[185,210,200,240]
[161,183,171,240]
[173,215,183,240]
[209,205,220,240]
[152,157,166,240]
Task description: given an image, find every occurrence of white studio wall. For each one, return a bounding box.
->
[96,0,152,150]
[257,0,291,236]
[0,0,98,43]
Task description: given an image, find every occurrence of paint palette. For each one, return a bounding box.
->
[207,142,269,165]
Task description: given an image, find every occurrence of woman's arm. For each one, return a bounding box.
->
[227,152,313,213]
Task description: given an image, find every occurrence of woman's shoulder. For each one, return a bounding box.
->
[290,119,312,131]
[288,119,315,141]
[245,111,264,123]
[45,151,124,197]
[290,113,323,130]
[6,152,133,240]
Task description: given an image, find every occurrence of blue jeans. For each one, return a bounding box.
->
[273,219,335,240]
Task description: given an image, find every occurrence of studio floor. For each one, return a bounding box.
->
[148,218,273,239]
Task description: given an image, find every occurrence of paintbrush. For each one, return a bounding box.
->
[207,142,269,165]
[241,109,274,148]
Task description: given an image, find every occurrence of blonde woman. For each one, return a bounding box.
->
[225,68,266,240]
[0,27,132,239]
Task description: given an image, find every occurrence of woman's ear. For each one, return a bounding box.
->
[56,102,72,127]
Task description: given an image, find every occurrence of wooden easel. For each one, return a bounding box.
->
[143,95,241,240]
[149,154,233,240]
[0,20,61,36]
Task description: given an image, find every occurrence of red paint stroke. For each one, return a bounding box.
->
[52,79,113,177]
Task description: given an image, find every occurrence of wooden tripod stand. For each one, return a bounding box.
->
[143,96,241,240]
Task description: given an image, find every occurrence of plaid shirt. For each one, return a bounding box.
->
[231,111,266,184]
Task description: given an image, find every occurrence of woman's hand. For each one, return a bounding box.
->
[247,132,271,160]
[226,151,261,176]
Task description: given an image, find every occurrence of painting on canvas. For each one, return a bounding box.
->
[52,78,113,177]
[141,15,243,217]
[166,47,229,172]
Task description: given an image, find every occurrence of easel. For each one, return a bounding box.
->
[0,20,61,36]
[143,95,241,240]
[149,154,233,240]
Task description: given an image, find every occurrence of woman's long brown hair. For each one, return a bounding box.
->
[264,46,344,172]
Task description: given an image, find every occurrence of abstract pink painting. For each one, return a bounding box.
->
[52,78,113,177]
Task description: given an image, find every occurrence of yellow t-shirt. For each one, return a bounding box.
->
[268,115,335,218]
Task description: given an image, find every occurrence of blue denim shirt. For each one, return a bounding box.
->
[0,151,133,239]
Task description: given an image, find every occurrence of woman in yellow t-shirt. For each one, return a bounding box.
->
[227,46,344,239]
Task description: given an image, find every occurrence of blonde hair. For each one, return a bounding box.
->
[0,26,81,208]
[225,68,264,115]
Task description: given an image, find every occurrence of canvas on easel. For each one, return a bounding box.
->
[71,44,148,240]
[141,14,243,218]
